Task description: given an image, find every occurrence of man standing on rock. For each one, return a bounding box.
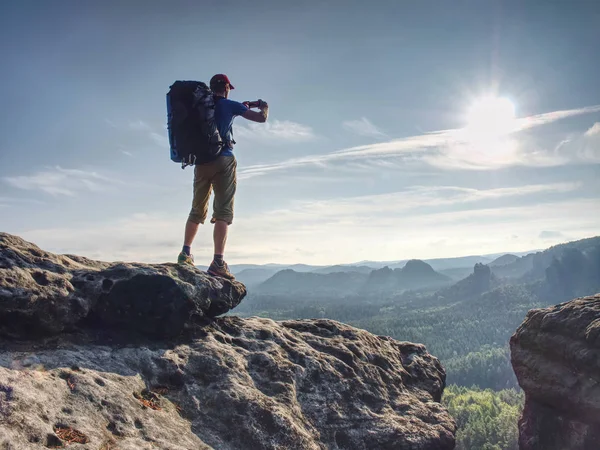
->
[177,74,269,280]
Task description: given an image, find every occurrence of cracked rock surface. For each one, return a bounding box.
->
[0,234,456,449]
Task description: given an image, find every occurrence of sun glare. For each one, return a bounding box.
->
[465,96,516,139]
[452,95,520,167]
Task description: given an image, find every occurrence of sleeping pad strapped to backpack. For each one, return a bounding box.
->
[166,81,223,168]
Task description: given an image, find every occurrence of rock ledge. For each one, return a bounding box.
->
[0,233,246,338]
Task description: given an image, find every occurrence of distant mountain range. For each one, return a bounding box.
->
[233,235,600,391]
[488,236,600,283]
[226,250,536,288]
[254,259,454,298]
[231,236,600,300]
[256,270,367,297]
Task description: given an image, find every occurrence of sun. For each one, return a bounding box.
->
[452,95,520,168]
[465,96,516,139]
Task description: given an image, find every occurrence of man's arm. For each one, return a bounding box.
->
[242,101,269,123]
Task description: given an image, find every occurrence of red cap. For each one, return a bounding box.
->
[210,74,235,89]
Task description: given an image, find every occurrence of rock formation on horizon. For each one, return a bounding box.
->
[511,293,600,450]
[0,233,456,449]
[363,260,451,296]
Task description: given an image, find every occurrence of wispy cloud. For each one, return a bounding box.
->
[238,104,600,178]
[106,118,168,148]
[540,122,600,164]
[516,105,600,131]
[11,213,190,262]
[13,193,597,265]
[3,167,123,197]
[255,182,581,224]
[235,120,315,142]
[237,130,455,179]
[150,132,168,147]
[228,196,598,264]
[539,230,568,241]
[0,196,46,206]
[585,122,600,137]
[128,120,152,131]
[342,117,388,138]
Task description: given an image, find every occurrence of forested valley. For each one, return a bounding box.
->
[232,237,600,449]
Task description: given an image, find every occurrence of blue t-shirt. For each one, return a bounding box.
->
[215,98,248,157]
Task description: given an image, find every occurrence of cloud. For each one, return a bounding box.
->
[106,118,168,148]
[12,214,191,262]
[0,196,46,206]
[584,122,600,137]
[545,124,600,164]
[253,182,581,224]
[128,120,152,131]
[237,132,447,179]
[516,105,600,131]
[238,104,600,178]
[119,117,315,149]
[13,195,597,265]
[230,197,599,264]
[539,230,567,240]
[342,117,388,138]
[150,132,169,147]
[3,167,123,197]
[420,136,573,170]
[235,120,315,142]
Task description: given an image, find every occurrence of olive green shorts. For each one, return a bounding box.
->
[188,156,237,225]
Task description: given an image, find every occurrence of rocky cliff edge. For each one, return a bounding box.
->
[0,233,455,449]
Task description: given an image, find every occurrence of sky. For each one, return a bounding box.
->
[1,0,599,265]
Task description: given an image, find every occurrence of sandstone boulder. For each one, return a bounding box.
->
[510,293,600,450]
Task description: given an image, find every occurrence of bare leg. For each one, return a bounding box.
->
[184,220,200,247]
[213,220,229,256]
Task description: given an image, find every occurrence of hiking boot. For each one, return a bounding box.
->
[177,251,195,267]
[208,260,235,280]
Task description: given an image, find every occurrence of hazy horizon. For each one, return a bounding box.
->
[1,0,599,265]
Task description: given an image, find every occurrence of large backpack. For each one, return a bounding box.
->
[166,80,223,168]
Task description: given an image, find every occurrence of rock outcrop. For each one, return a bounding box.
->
[0,233,456,449]
[0,233,246,339]
[510,293,600,450]
[362,261,451,296]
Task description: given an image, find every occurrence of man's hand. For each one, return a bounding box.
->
[258,100,268,122]
[243,99,268,109]
[242,100,269,123]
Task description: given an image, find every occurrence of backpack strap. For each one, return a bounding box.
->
[213,95,236,147]
[230,127,236,146]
